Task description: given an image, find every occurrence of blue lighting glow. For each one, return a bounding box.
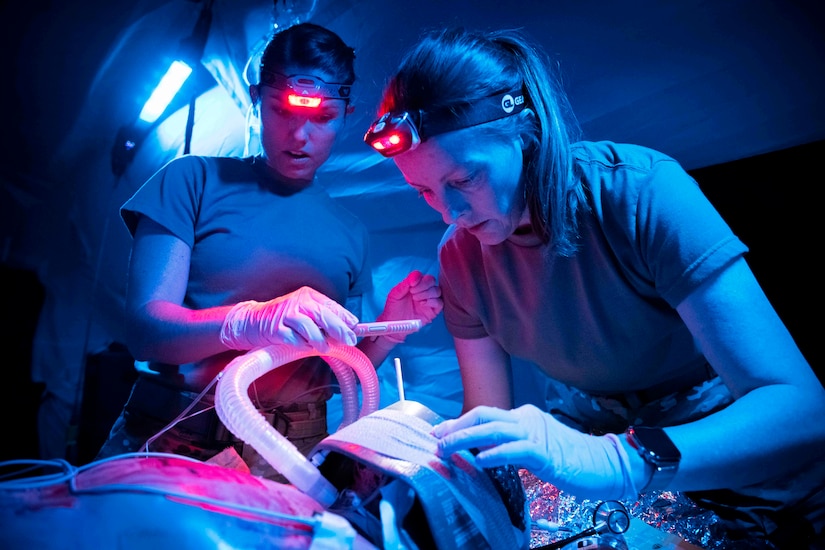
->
[138,60,193,124]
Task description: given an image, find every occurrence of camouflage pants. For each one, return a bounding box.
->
[96,375,328,484]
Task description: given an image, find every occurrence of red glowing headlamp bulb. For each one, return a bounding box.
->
[288,94,323,108]
[369,132,403,152]
[364,112,421,157]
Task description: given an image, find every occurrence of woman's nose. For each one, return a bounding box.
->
[441,191,468,225]
[289,117,310,139]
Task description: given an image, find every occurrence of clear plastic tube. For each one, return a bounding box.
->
[325,355,380,429]
[214,343,379,506]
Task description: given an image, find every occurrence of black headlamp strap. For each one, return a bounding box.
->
[259,70,352,100]
[419,87,527,139]
[364,86,529,157]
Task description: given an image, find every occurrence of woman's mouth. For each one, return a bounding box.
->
[466,220,487,234]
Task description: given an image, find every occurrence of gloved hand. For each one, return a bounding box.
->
[220,286,358,352]
[431,404,638,501]
[376,270,443,343]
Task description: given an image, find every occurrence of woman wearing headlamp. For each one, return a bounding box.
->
[95,23,443,479]
[367,27,825,546]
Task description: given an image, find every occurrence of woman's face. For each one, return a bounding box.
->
[394,128,528,245]
[255,66,348,184]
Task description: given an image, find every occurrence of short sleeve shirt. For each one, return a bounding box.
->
[438,141,747,394]
[122,155,371,307]
[121,154,372,400]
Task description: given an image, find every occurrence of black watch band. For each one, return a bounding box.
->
[625,426,681,492]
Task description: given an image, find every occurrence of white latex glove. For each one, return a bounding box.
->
[376,270,443,343]
[220,286,358,352]
[431,404,638,501]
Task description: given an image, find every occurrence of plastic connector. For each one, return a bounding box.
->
[308,511,357,550]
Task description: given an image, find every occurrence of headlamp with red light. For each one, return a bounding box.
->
[364,87,528,157]
[259,70,352,109]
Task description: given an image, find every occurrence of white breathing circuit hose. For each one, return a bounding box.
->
[215,342,380,507]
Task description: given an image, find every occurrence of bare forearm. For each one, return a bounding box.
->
[657,382,825,492]
[125,300,234,364]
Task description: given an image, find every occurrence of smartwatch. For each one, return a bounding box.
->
[625,426,681,492]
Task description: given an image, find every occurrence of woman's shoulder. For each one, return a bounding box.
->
[573,140,702,231]
[571,140,679,170]
[151,155,257,191]
[160,154,251,173]
[572,140,693,200]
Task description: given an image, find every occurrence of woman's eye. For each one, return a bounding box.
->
[451,176,475,189]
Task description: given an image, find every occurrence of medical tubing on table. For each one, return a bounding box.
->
[214,343,379,507]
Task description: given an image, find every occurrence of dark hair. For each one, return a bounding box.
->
[260,22,356,85]
[380,27,585,256]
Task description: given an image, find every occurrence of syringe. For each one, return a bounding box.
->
[353,319,422,337]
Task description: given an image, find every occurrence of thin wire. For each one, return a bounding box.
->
[242,36,268,87]
[142,373,222,454]
[142,367,338,454]
[0,458,78,488]
[242,0,320,87]
[0,454,321,529]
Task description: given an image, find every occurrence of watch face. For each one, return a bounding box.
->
[629,427,681,464]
